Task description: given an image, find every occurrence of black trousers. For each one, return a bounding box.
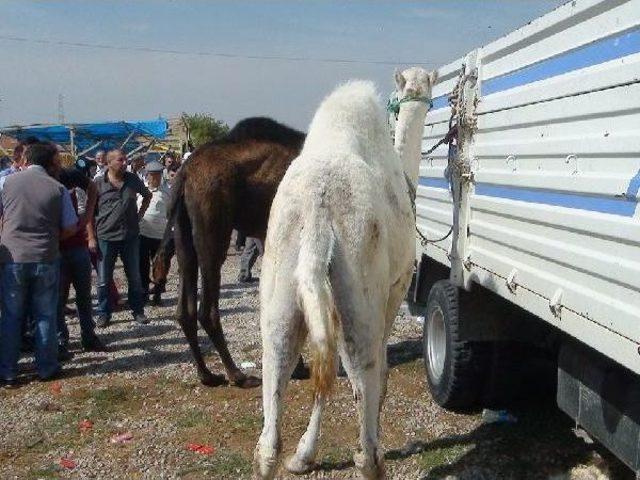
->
[239,237,263,279]
[139,235,162,295]
[235,230,246,250]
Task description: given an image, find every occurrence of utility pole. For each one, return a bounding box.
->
[58,94,65,124]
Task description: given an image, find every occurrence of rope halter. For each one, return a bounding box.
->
[386,91,433,116]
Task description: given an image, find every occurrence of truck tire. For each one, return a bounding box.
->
[423,280,489,411]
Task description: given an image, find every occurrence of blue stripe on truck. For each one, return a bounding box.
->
[626,169,640,199]
[418,176,638,217]
[474,184,638,217]
[418,177,450,189]
[482,27,640,96]
[431,95,449,110]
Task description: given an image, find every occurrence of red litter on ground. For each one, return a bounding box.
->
[110,432,134,444]
[49,381,62,395]
[60,457,77,470]
[186,443,215,455]
[79,419,93,432]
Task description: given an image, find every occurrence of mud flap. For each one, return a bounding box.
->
[558,342,640,474]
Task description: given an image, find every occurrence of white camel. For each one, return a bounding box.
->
[253,67,436,480]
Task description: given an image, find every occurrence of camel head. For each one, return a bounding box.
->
[394,66,437,103]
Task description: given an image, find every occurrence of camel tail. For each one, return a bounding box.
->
[152,167,187,284]
[295,210,338,397]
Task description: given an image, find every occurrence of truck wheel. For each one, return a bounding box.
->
[423,280,488,411]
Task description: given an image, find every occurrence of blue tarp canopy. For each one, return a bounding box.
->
[0,119,169,155]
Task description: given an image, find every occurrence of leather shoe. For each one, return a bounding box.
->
[58,348,74,362]
[1,378,19,389]
[82,336,108,352]
[96,315,110,328]
[237,273,253,283]
[151,291,162,306]
[39,367,63,382]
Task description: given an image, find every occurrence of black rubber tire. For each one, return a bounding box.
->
[423,280,489,412]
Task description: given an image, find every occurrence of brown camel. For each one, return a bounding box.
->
[153,117,305,388]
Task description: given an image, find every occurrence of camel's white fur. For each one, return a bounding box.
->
[254,67,435,480]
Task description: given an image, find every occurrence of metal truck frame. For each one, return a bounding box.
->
[404,0,640,473]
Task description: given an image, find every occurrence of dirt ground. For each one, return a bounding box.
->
[0,248,634,479]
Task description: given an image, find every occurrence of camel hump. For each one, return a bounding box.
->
[320,80,379,112]
[303,80,390,160]
[226,117,305,149]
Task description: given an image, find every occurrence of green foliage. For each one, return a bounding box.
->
[418,444,471,471]
[182,113,229,147]
[176,409,209,429]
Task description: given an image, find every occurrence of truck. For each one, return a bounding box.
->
[403,0,640,473]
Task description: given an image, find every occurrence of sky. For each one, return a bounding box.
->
[0,0,565,130]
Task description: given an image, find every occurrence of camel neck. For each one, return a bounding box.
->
[394,101,428,187]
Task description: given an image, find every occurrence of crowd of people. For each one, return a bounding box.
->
[0,139,184,388]
[0,138,264,388]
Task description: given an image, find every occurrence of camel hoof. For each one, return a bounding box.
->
[354,450,385,480]
[200,372,228,387]
[285,455,316,475]
[234,374,262,389]
[253,445,280,480]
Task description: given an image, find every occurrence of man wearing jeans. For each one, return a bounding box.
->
[56,167,106,355]
[0,142,78,387]
[94,149,152,327]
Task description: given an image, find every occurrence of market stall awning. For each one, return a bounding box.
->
[0,118,169,155]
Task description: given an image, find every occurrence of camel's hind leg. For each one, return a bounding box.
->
[174,203,226,387]
[342,318,387,480]
[285,394,325,474]
[254,285,306,480]
[380,267,414,402]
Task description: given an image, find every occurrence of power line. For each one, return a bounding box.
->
[0,34,438,66]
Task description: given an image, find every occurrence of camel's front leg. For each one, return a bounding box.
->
[198,265,261,388]
[175,212,227,387]
[205,307,261,388]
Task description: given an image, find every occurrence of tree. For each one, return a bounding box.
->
[182,113,229,148]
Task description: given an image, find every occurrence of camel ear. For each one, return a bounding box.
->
[394,69,406,91]
[429,70,438,87]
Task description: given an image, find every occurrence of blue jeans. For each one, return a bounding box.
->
[57,247,95,346]
[0,261,60,381]
[97,237,145,319]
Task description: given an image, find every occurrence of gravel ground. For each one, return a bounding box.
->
[0,248,634,480]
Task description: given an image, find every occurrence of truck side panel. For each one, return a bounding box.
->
[417,0,640,374]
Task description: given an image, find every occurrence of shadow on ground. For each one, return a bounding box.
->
[315,397,634,479]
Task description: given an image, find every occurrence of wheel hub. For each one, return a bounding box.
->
[427,306,446,383]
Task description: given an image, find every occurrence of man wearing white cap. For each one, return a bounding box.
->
[138,160,170,305]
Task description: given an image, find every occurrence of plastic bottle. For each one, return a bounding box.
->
[481,409,518,424]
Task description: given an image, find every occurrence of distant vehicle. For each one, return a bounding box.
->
[401,0,640,474]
